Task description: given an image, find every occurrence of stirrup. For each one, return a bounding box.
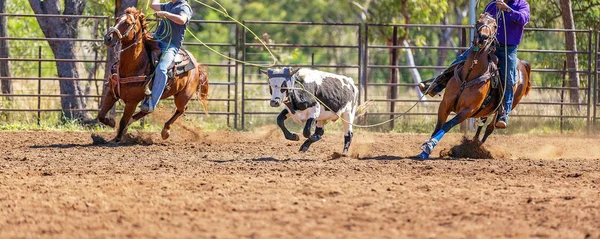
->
[144,84,152,96]
[419,80,437,97]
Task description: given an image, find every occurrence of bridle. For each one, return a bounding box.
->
[106,13,145,100]
[472,14,498,56]
[452,14,498,112]
[107,13,142,53]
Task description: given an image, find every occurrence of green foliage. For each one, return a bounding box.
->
[530,0,600,30]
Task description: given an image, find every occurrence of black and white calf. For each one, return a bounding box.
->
[261,67,359,154]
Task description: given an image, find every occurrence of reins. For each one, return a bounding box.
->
[108,13,153,99]
[451,24,496,111]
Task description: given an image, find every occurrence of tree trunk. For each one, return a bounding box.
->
[28,0,92,121]
[436,4,467,75]
[0,0,12,99]
[115,0,139,16]
[402,40,424,100]
[560,0,580,106]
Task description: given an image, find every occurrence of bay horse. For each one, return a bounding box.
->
[99,7,209,142]
[418,13,531,159]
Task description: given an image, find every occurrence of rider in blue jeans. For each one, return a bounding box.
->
[420,0,530,128]
[141,0,193,113]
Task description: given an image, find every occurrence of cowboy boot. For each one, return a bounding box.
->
[418,78,438,97]
[495,108,508,129]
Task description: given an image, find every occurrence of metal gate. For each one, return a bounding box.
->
[0,13,599,132]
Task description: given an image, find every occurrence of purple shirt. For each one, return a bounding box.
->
[485,0,530,45]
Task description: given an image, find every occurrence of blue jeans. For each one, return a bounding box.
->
[141,39,178,112]
[452,45,519,117]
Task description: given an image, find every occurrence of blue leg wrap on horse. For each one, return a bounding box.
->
[432,129,446,142]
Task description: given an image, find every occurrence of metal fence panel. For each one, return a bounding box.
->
[0,13,599,132]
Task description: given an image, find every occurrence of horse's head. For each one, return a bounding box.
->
[261,67,300,107]
[474,12,497,50]
[104,7,144,47]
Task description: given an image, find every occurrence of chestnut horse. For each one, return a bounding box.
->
[99,7,209,142]
[418,13,531,159]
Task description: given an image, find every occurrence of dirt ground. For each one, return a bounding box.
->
[1,127,599,239]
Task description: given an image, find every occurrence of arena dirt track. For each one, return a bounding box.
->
[1,128,599,238]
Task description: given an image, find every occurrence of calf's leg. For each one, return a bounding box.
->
[300,120,325,152]
[342,111,355,155]
[299,104,321,152]
[277,109,299,141]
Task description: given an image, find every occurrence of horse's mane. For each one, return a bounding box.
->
[479,12,495,22]
[124,7,153,42]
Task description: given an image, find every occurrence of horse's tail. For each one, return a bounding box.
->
[196,64,210,115]
[522,60,532,96]
[355,101,373,119]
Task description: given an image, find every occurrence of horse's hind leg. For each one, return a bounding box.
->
[473,117,488,141]
[161,93,191,140]
[131,111,151,125]
[481,114,497,143]
[114,103,137,142]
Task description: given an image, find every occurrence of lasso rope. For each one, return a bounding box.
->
[145,0,277,67]
[483,0,510,116]
[290,1,510,129]
[187,0,277,67]
[291,80,434,128]
[140,0,510,128]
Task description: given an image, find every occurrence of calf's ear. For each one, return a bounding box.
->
[259,69,270,76]
[290,68,300,76]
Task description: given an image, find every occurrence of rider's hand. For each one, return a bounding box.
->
[155,11,168,18]
[496,1,511,12]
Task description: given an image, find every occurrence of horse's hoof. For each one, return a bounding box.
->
[299,141,311,152]
[286,133,300,141]
[99,117,116,128]
[342,149,349,156]
[417,152,430,160]
[107,119,116,128]
[109,137,120,145]
[161,129,170,140]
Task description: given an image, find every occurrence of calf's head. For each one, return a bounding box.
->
[261,67,300,107]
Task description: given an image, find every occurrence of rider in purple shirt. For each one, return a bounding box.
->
[486,0,530,46]
[420,0,530,129]
[485,0,530,128]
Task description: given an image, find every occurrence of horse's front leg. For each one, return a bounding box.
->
[419,108,473,159]
[299,104,321,152]
[114,103,137,142]
[277,109,299,141]
[431,102,450,137]
[130,111,151,125]
[97,90,117,128]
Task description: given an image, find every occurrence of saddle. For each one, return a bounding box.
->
[149,45,197,80]
[451,55,502,116]
[108,40,196,98]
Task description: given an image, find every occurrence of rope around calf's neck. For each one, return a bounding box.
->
[290,81,433,128]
